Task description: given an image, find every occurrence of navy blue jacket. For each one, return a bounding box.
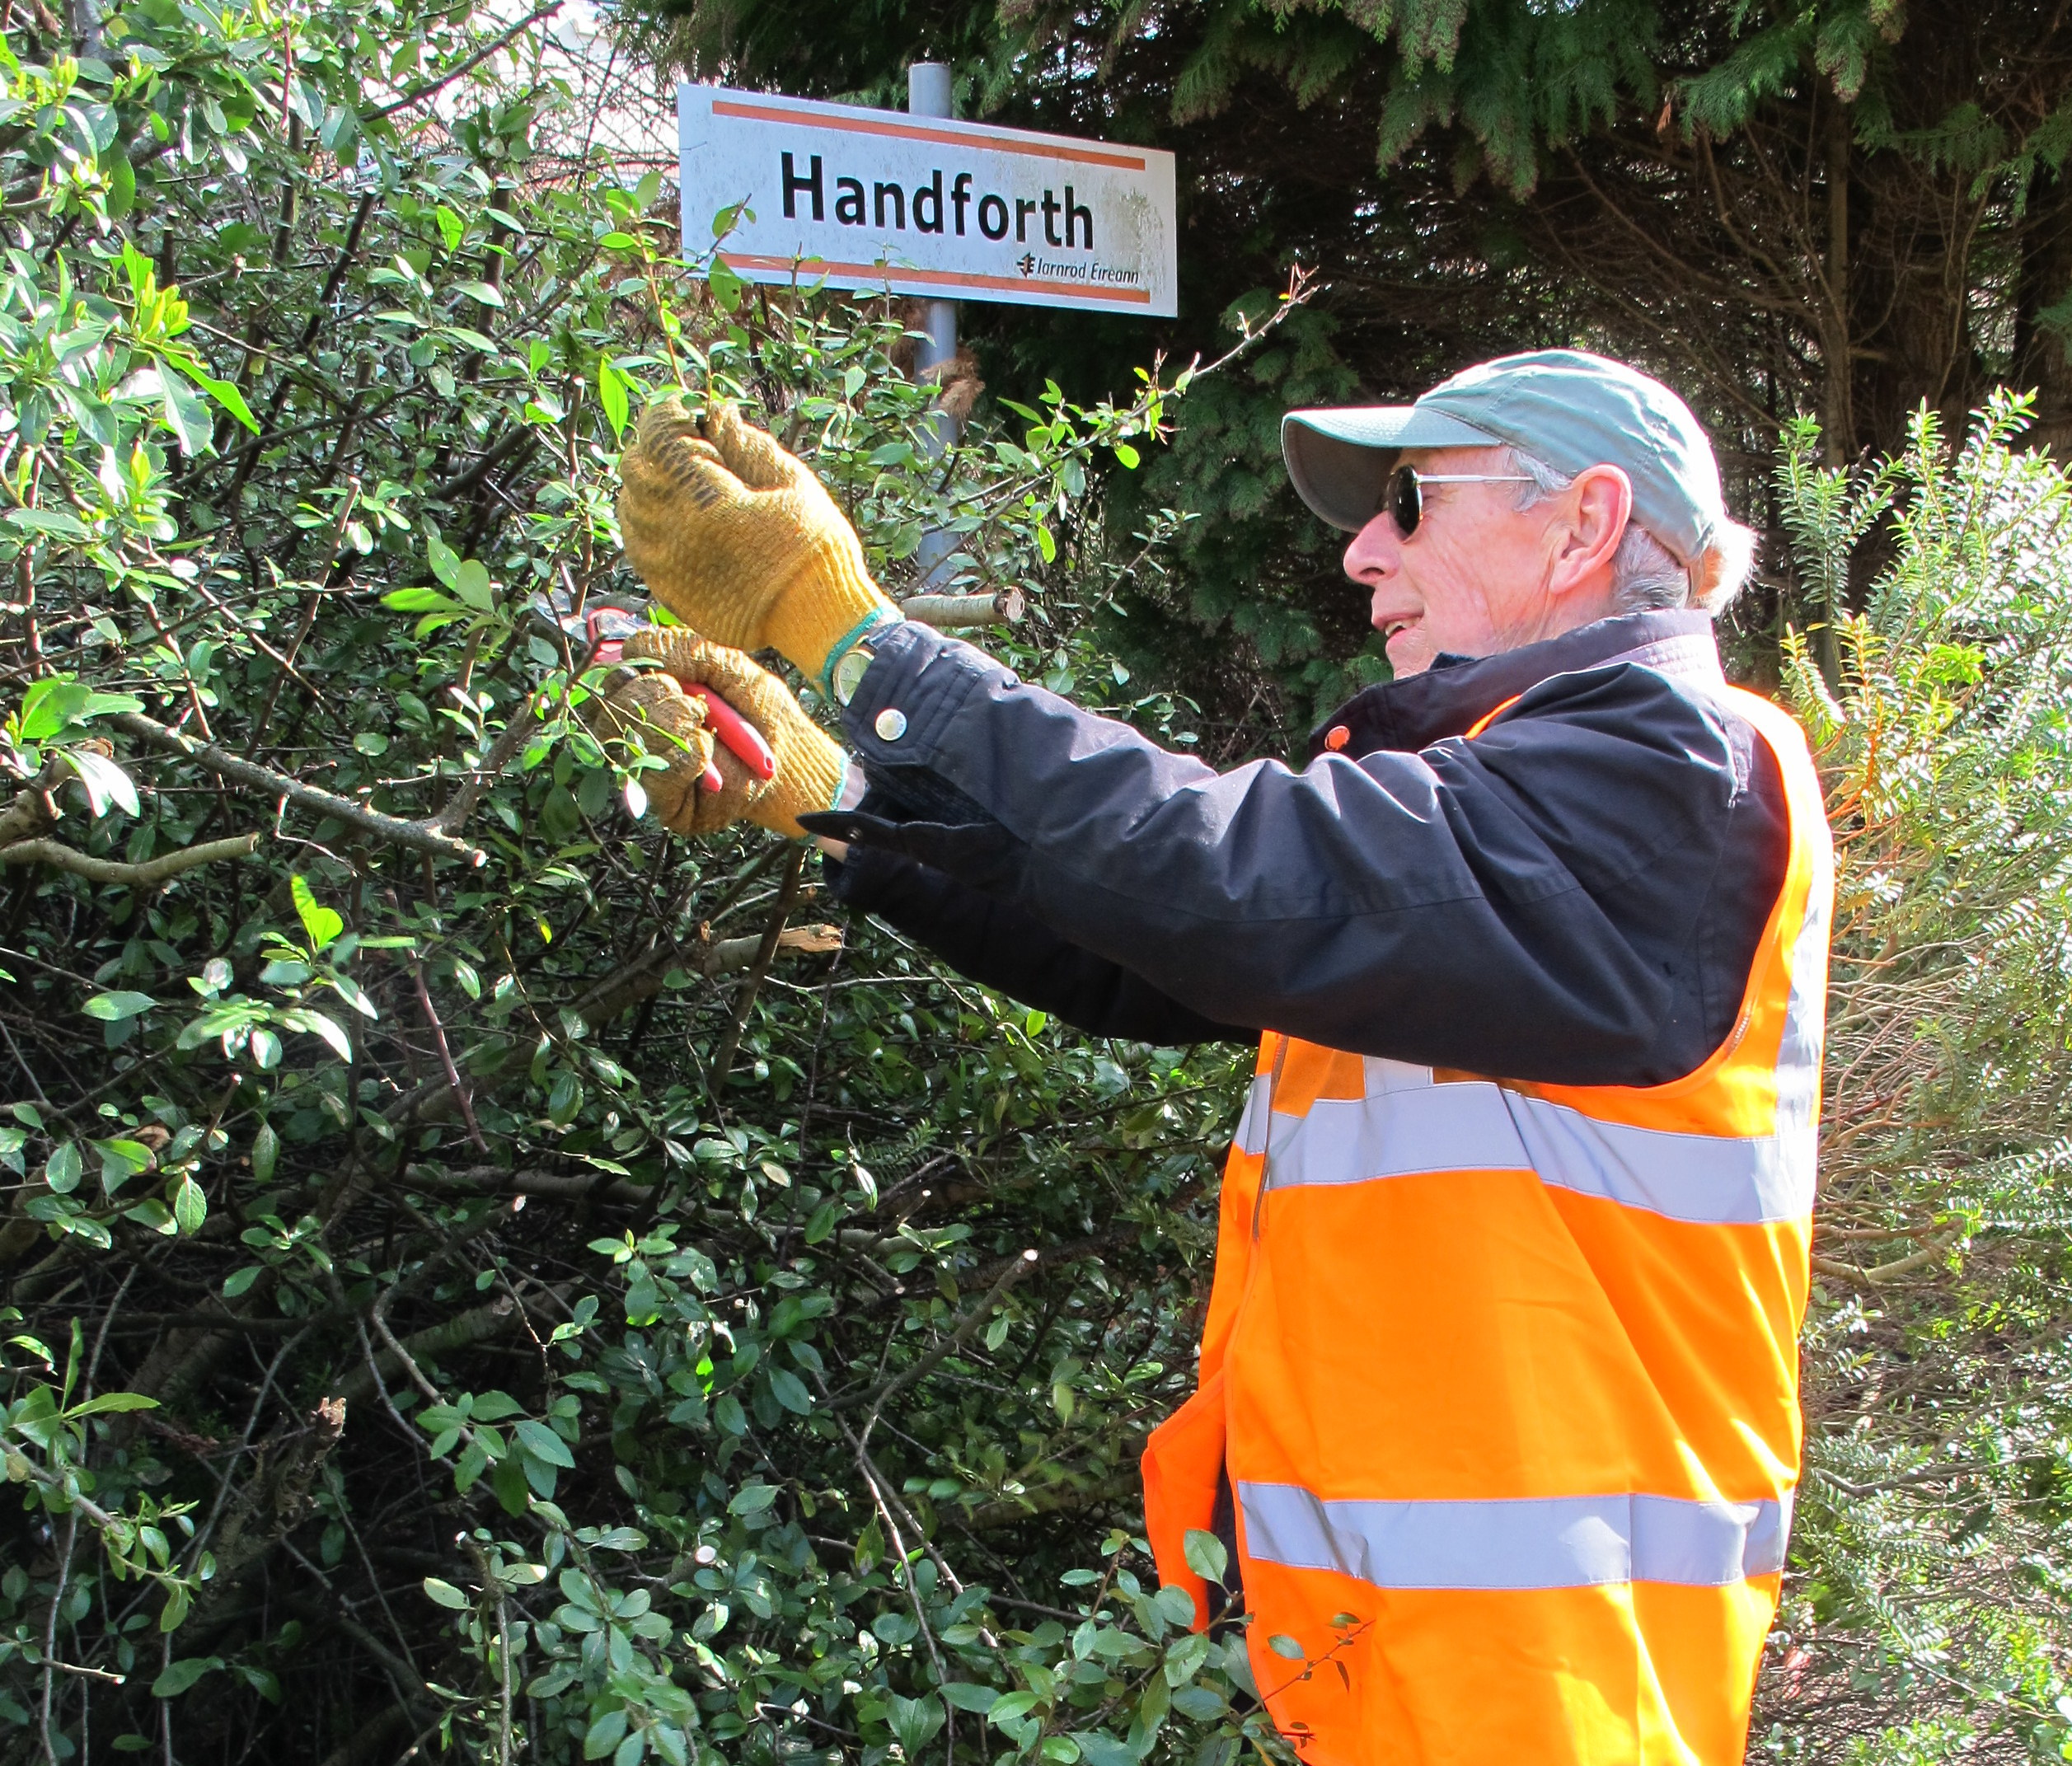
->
[804,610,1789,1087]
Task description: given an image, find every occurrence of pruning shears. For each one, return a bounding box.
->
[530,590,776,788]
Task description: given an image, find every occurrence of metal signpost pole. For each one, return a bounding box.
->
[907,62,959,587]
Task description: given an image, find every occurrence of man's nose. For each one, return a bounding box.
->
[1343,510,1399,583]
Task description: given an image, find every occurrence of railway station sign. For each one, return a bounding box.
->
[677,85,1179,317]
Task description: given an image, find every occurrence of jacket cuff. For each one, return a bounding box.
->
[838,621,1013,768]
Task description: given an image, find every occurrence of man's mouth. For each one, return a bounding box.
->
[1381,616,1418,644]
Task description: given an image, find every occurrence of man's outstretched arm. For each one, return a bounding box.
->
[801,621,1785,1088]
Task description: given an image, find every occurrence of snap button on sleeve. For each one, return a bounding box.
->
[874,707,908,742]
[1324,724,1352,752]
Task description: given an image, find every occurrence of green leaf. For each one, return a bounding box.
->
[941,1683,999,1714]
[177,363,258,433]
[886,1694,945,1758]
[454,280,505,308]
[426,532,462,588]
[4,508,91,541]
[546,1069,583,1126]
[171,1177,206,1235]
[284,1009,351,1061]
[728,1482,779,1515]
[766,1368,813,1414]
[290,874,343,951]
[988,1692,1039,1730]
[83,991,157,1022]
[598,357,630,438]
[514,1417,574,1469]
[250,1122,278,1182]
[151,1656,221,1697]
[96,1138,153,1194]
[1267,1633,1305,1660]
[452,559,494,612]
[492,1456,530,1517]
[159,367,213,455]
[65,1391,159,1417]
[584,1709,627,1759]
[61,747,139,817]
[382,587,460,614]
[17,679,91,741]
[45,1142,82,1195]
[105,146,134,218]
[1182,1527,1227,1587]
[422,1576,471,1609]
[1071,1735,1135,1766]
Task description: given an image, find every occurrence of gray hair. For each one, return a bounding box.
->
[1502,447,1757,616]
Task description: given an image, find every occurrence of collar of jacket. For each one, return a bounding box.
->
[1304,609,1724,763]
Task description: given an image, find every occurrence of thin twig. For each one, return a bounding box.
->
[835,1249,1038,1414]
[710,843,805,1089]
[408,958,486,1151]
[39,1511,77,1764]
[360,3,560,123]
[422,694,542,835]
[113,713,485,865]
[36,1657,126,1686]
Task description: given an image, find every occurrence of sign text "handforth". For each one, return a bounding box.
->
[677,87,1179,318]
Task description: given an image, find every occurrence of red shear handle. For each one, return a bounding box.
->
[687,685,777,781]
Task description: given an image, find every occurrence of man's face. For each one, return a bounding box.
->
[1342,445,1619,677]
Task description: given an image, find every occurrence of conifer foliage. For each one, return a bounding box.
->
[1765,399,2072,1758]
[643,0,2072,697]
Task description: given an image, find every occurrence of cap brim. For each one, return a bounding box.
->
[1281,406,1502,532]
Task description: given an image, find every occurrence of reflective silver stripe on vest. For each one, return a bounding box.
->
[1260,1081,1815,1225]
[1234,1075,1273,1157]
[1240,1481,1793,1591]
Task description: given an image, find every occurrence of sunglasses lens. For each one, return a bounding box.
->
[1387,466,1420,536]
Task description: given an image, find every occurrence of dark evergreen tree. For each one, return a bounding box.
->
[624,0,2072,700]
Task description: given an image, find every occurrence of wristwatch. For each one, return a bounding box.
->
[831,641,876,706]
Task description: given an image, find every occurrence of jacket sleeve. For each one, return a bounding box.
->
[823,839,1254,1047]
[800,621,1782,1086]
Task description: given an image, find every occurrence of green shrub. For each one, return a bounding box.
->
[0,1,1288,1759]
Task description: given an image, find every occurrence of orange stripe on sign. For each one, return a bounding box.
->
[720,253,1154,305]
[709,99,1149,171]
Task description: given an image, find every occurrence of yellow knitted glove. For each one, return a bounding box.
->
[588,664,734,836]
[616,630,849,839]
[616,396,897,683]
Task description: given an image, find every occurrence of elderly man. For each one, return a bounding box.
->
[605,350,1831,1766]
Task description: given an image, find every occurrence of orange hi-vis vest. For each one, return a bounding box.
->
[1141,686,1832,1765]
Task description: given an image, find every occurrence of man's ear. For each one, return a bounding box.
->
[1549,464,1634,598]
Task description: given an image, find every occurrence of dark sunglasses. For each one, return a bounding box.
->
[1384,464,1535,537]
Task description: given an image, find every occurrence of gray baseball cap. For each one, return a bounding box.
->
[1281,349,1726,564]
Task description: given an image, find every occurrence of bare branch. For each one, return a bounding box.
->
[0,831,261,886]
[113,712,485,865]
